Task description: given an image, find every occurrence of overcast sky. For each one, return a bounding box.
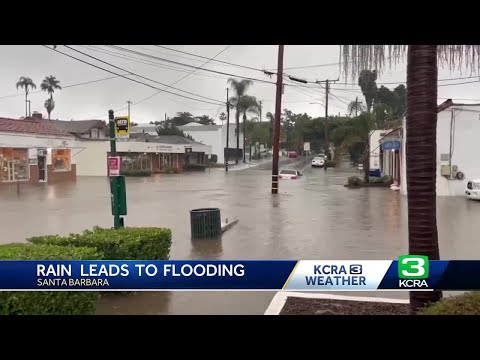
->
[1,45,480,124]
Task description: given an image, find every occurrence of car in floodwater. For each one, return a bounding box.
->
[311,156,325,168]
[465,179,480,200]
[279,169,302,180]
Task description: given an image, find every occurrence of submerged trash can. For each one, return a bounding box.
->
[190,208,221,239]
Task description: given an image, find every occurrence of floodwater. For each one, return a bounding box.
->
[1,158,480,314]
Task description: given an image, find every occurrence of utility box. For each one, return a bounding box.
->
[110,175,127,216]
[441,165,451,177]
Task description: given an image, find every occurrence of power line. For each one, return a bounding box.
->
[62,45,226,105]
[154,45,265,73]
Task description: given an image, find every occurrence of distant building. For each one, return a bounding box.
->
[46,119,109,139]
[0,113,76,184]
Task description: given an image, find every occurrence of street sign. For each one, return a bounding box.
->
[108,156,121,177]
[114,116,130,139]
[303,142,310,151]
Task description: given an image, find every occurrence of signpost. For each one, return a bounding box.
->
[114,116,130,139]
[303,142,310,165]
[109,110,127,229]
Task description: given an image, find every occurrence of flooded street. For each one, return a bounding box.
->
[1,159,480,314]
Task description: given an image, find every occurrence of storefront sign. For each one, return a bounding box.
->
[108,156,121,177]
[381,141,401,151]
[29,158,38,165]
[115,116,130,139]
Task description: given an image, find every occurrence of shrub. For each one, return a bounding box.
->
[346,176,363,188]
[0,244,101,315]
[164,166,180,174]
[419,292,480,315]
[27,227,172,260]
[121,169,152,176]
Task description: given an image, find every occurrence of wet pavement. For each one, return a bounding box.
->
[1,158,480,314]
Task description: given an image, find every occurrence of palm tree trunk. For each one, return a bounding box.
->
[243,113,246,163]
[235,109,240,164]
[25,91,28,118]
[406,45,442,314]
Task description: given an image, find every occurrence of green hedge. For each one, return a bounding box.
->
[419,292,480,315]
[27,226,172,260]
[120,169,152,176]
[0,244,101,315]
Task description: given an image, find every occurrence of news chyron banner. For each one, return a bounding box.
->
[0,257,480,291]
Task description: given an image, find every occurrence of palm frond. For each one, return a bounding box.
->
[228,78,253,97]
[341,45,480,80]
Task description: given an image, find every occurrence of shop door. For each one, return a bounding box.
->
[7,161,15,181]
[38,156,46,182]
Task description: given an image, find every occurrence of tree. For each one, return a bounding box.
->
[155,121,194,140]
[44,99,55,119]
[195,115,216,125]
[40,76,62,119]
[16,76,36,118]
[376,84,406,119]
[171,112,194,126]
[219,112,227,124]
[342,45,480,314]
[347,100,366,117]
[228,78,254,164]
[358,70,377,113]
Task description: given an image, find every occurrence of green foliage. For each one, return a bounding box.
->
[358,70,377,112]
[419,292,480,315]
[195,115,216,125]
[0,244,101,315]
[155,121,194,140]
[120,169,152,176]
[27,227,172,261]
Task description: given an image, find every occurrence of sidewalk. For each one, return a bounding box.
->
[227,158,272,171]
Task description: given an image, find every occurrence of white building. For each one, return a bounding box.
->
[400,100,480,196]
[132,123,244,164]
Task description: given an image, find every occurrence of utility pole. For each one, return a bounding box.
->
[127,100,132,120]
[271,45,284,195]
[109,110,121,229]
[355,96,358,117]
[316,78,338,170]
[225,88,230,172]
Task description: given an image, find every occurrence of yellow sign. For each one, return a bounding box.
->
[114,116,130,138]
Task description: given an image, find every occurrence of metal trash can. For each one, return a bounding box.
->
[190,208,221,239]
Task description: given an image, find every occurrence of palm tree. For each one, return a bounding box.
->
[347,100,366,117]
[44,99,55,120]
[238,95,260,162]
[358,70,377,113]
[228,78,254,164]
[342,45,480,314]
[16,77,36,118]
[40,76,62,119]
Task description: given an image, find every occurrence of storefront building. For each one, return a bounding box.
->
[379,127,403,184]
[0,116,76,185]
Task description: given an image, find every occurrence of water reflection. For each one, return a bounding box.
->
[96,291,172,315]
[190,238,223,259]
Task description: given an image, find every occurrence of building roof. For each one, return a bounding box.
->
[0,117,72,137]
[130,126,157,133]
[47,119,108,134]
[129,133,205,146]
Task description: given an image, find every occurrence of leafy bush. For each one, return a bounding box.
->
[0,244,101,315]
[346,176,363,188]
[419,292,480,315]
[27,226,172,260]
[121,169,152,176]
[164,166,180,174]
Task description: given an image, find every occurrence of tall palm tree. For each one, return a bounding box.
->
[44,99,55,120]
[40,76,62,119]
[342,45,480,314]
[16,77,36,118]
[228,78,254,164]
[347,100,366,117]
[238,95,260,162]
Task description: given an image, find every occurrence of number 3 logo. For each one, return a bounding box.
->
[398,255,429,279]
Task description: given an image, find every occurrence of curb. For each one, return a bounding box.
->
[264,292,409,315]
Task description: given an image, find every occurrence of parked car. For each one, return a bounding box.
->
[279,169,302,180]
[465,179,480,200]
[311,156,325,168]
[288,151,298,158]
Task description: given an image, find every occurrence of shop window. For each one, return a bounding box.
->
[91,128,99,139]
[121,153,152,171]
[0,148,29,182]
[52,149,71,172]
